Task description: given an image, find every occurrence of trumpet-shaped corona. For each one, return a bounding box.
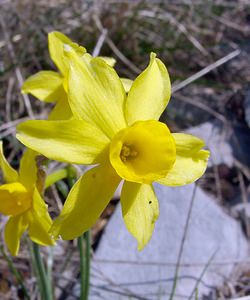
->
[110,120,176,183]
[0,143,54,255]
[0,183,32,216]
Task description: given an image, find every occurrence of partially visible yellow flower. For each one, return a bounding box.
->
[22,32,84,120]
[17,49,209,250]
[0,142,54,255]
[22,31,131,120]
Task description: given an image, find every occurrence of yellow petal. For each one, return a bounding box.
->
[50,163,120,240]
[26,188,54,246]
[126,53,171,125]
[4,215,28,256]
[66,49,126,138]
[99,56,116,67]
[0,141,18,183]
[32,188,51,222]
[48,31,86,76]
[121,182,159,251]
[22,71,66,103]
[157,133,210,186]
[48,97,72,120]
[0,183,32,216]
[110,120,176,184]
[27,211,54,246]
[19,149,38,189]
[121,78,133,93]
[17,120,110,165]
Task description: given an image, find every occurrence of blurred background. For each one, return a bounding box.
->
[0,0,250,299]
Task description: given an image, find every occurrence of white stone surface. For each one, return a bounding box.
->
[186,121,233,167]
[89,183,249,300]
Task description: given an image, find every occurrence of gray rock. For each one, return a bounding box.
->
[186,119,250,169]
[89,183,249,300]
[186,121,233,167]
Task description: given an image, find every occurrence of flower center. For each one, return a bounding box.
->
[109,120,176,184]
[120,144,138,162]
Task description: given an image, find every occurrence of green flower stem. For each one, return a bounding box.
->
[45,168,68,189]
[77,231,91,300]
[0,246,30,299]
[66,165,77,187]
[65,165,91,300]
[46,247,54,298]
[32,243,53,300]
[26,238,43,294]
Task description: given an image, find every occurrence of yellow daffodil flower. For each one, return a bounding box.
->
[22,31,132,120]
[17,48,209,250]
[0,142,54,255]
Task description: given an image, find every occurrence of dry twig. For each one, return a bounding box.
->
[172,49,241,93]
[0,14,34,119]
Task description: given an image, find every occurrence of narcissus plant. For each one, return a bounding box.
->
[17,47,209,250]
[0,142,54,255]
